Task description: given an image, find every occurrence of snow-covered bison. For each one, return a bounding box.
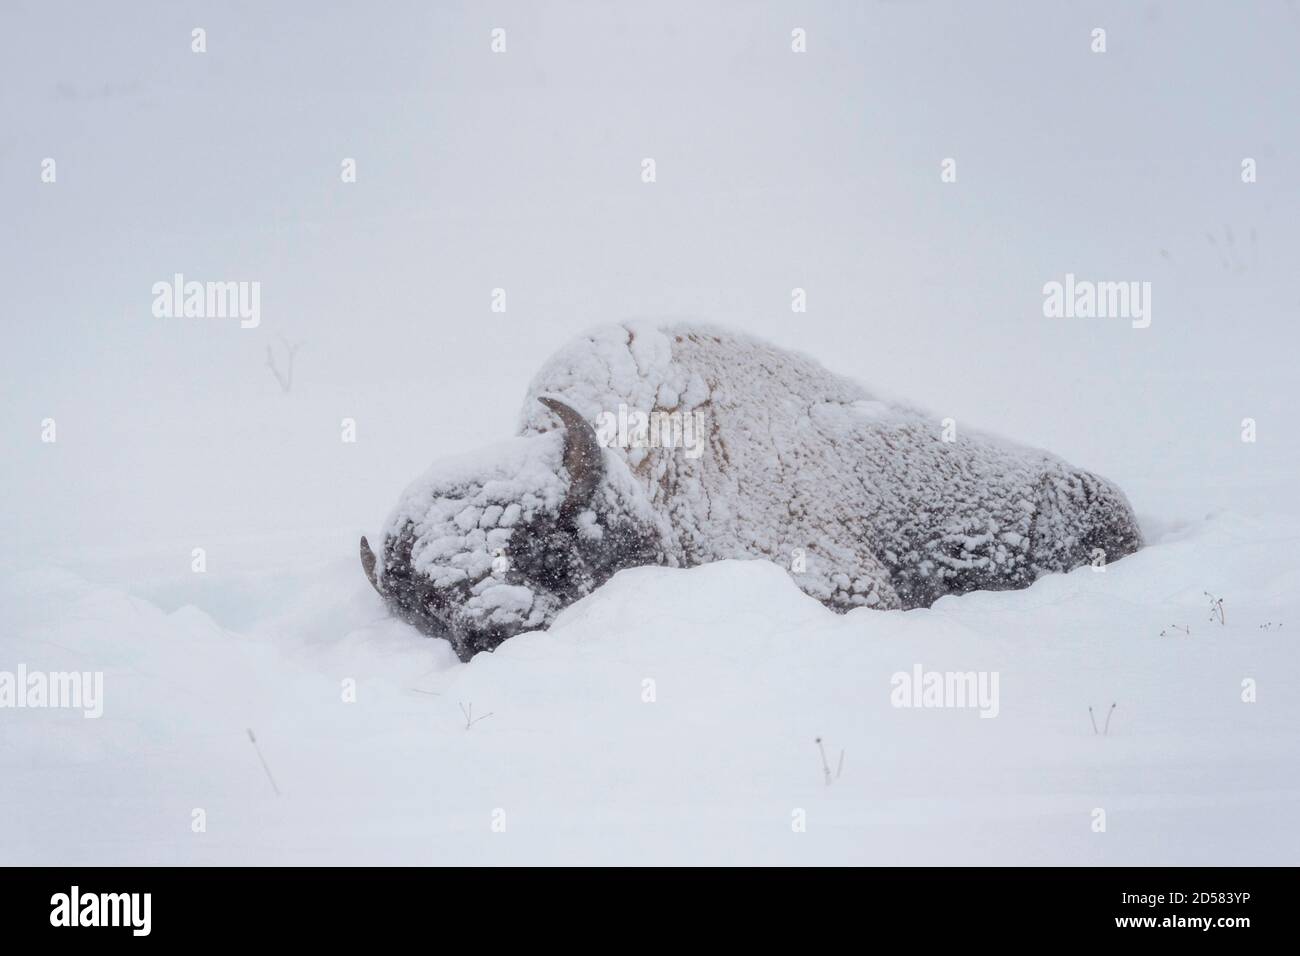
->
[362,322,1142,660]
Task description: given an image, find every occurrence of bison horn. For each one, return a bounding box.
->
[538,396,605,514]
[359,536,384,595]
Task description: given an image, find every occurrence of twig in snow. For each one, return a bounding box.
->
[459,701,493,730]
[246,728,280,796]
[1160,624,1190,637]
[265,336,303,393]
[815,737,843,786]
[1204,592,1225,626]
[1104,702,1117,736]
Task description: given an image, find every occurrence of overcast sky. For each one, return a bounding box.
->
[2,0,1297,554]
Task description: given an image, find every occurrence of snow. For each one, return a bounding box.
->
[4,1,1297,867]
[2,508,1297,865]
[381,434,568,593]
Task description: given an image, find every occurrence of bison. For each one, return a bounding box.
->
[361,322,1142,660]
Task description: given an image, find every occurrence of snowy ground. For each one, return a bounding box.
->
[4,1,1299,866]
[3,502,1297,865]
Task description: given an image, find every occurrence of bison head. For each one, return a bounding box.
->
[361,397,668,660]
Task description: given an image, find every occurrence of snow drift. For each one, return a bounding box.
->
[3,511,1296,865]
